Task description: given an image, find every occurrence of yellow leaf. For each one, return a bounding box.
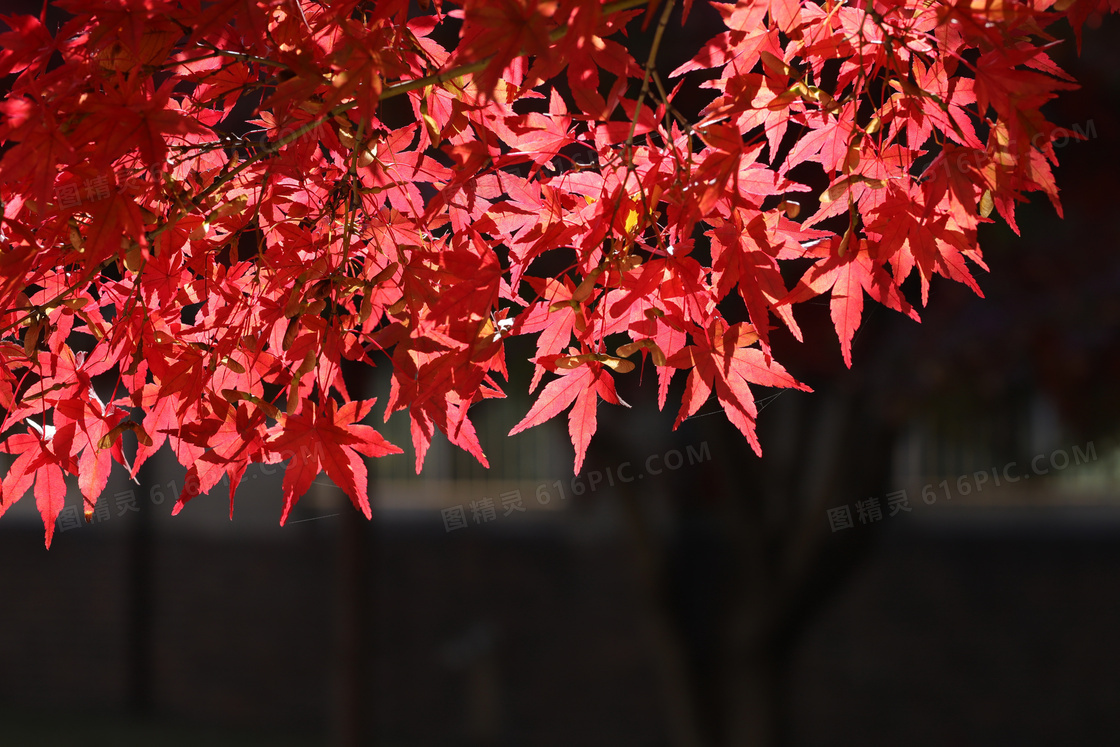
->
[624,207,639,235]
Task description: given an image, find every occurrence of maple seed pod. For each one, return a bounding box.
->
[123,241,144,273]
[255,398,282,420]
[892,77,922,97]
[355,148,376,168]
[571,267,602,303]
[371,262,398,286]
[284,276,308,318]
[99,421,153,449]
[556,354,589,369]
[282,317,300,351]
[23,318,44,357]
[358,294,375,324]
[837,223,854,258]
[306,299,327,316]
[616,341,645,358]
[386,298,408,317]
[979,190,995,218]
[286,384,301,416]
[297,352,317,377]
[777,200,801,219]
[759,51,794,78]
[615,340,670,367]
[598,355,635,374]
[846,145,861,171]
[572,309,588,334]
[768,88,802,111]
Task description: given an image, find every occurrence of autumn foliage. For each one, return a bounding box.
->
[0,0,1114,546]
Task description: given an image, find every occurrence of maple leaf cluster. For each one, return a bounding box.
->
[0,0,1113,546]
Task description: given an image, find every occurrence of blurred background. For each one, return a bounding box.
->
[2,4,1120,747]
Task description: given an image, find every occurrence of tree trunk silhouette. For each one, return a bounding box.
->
[126,459,156,718]
[331,491,371,747]
[609,377,892,747]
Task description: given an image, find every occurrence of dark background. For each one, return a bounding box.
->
[2,4,1120,746]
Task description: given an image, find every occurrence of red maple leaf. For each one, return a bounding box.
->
[667,321,810,454]
[266,398,401,524]
[779,239,919,367]
[509,360,625,474]
[0,431,74,548]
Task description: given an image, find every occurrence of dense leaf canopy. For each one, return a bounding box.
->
[0,0,1114,545]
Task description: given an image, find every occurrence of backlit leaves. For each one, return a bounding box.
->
[0,0,1109,545]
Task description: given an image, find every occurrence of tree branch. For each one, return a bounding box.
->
[379,0,653,101]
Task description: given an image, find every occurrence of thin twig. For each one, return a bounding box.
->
[623,0,677,169]
[378,0,652,101]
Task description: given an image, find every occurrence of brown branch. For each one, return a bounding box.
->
[379,0,653,101]
[623,0,676,164]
